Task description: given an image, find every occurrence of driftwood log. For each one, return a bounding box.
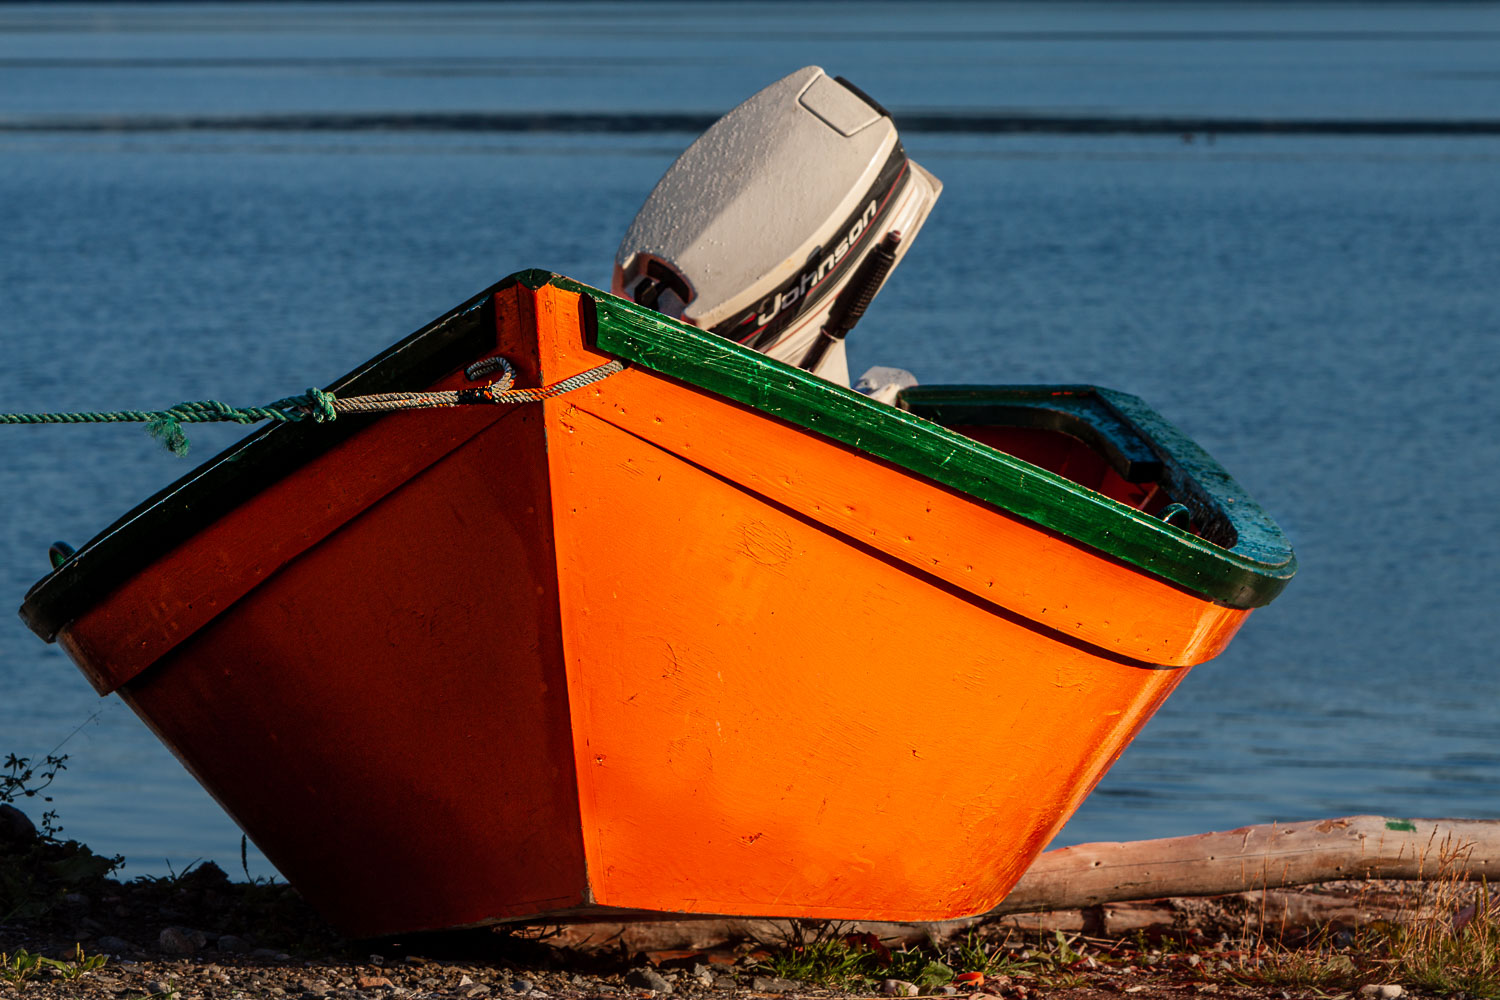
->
[988,814,1496,915]
[541,816,1499,953]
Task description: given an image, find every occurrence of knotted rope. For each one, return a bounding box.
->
[0,356,625,456]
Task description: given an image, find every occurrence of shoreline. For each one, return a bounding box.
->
[2,847,1481,1000]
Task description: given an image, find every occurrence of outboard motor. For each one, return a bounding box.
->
[613,66,941,387]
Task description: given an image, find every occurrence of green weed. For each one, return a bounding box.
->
[756,922,1065,990]
[52,943,108,980]
[1214,838,1500,999]
[1379,876,1500,998]
[951,929,1026,978]
[881,947,954,988]
[1018,931,1098,989]
[1034,968,1088,989]
[129,856,206,888]
[2,753,67,840]
[1222,940,1359,992]
[0,948,45,987]
[0,945,107,987]
[2,715,102,841]
[755,923,960,990]
[758,937,884,990]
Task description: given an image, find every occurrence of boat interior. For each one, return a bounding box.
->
[898,385,1234,547]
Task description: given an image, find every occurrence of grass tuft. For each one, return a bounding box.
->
[1214,836,1500,999]
[1381,877,1500,998]
[755,923,1098,991]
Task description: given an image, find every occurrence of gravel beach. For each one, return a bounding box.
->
[2,828,1469,1000]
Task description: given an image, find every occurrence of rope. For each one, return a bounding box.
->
[0,356,626,457]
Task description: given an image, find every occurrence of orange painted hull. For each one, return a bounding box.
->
[23,274,1293,936]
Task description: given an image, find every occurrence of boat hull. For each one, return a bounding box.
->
[24,274,1293,937]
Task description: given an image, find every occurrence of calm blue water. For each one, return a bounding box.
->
[2,3,1499,884]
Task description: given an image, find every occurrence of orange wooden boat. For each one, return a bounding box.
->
[20,271,1295,937]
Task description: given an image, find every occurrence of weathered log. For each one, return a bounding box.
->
[537,816,1497,953]
[536,885,1422,955]
[988,815,1497,915]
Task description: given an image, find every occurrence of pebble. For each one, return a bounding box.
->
[158,926,201,955]
[217,933,251,953]
[1360,987,1406,1000]
[882,979,921,997]
[511,977,538,993]
[749,976,802,993]
[713,976,739,990]
[1185,954,1201,967]
[625,969,672,994]
[463,986,493,998]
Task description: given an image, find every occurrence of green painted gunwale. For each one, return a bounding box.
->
[20,268,1295,648]
[547,272,1296,609]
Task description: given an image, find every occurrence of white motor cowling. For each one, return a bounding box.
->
[613,66,941,386]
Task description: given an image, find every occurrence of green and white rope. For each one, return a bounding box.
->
[0,356,626,457]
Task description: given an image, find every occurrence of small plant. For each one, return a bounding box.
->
[1222,937,1359,991]
[1035,968,1088,989]
[882,945,954,988]
[1,948,46,987]
[51,943,108,980]
[131,856,205,887]
[1017,930,1099,989]
[129,977,179,1000]
[3,714,102,841]
[1,753,68,839]
[1380,871,1500,998]
[0,945,107,987]
[756,922,1041,990]
[759,936,881,989]
[951,929,1024,977]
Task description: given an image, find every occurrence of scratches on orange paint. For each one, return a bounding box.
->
[741,521,794,567]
